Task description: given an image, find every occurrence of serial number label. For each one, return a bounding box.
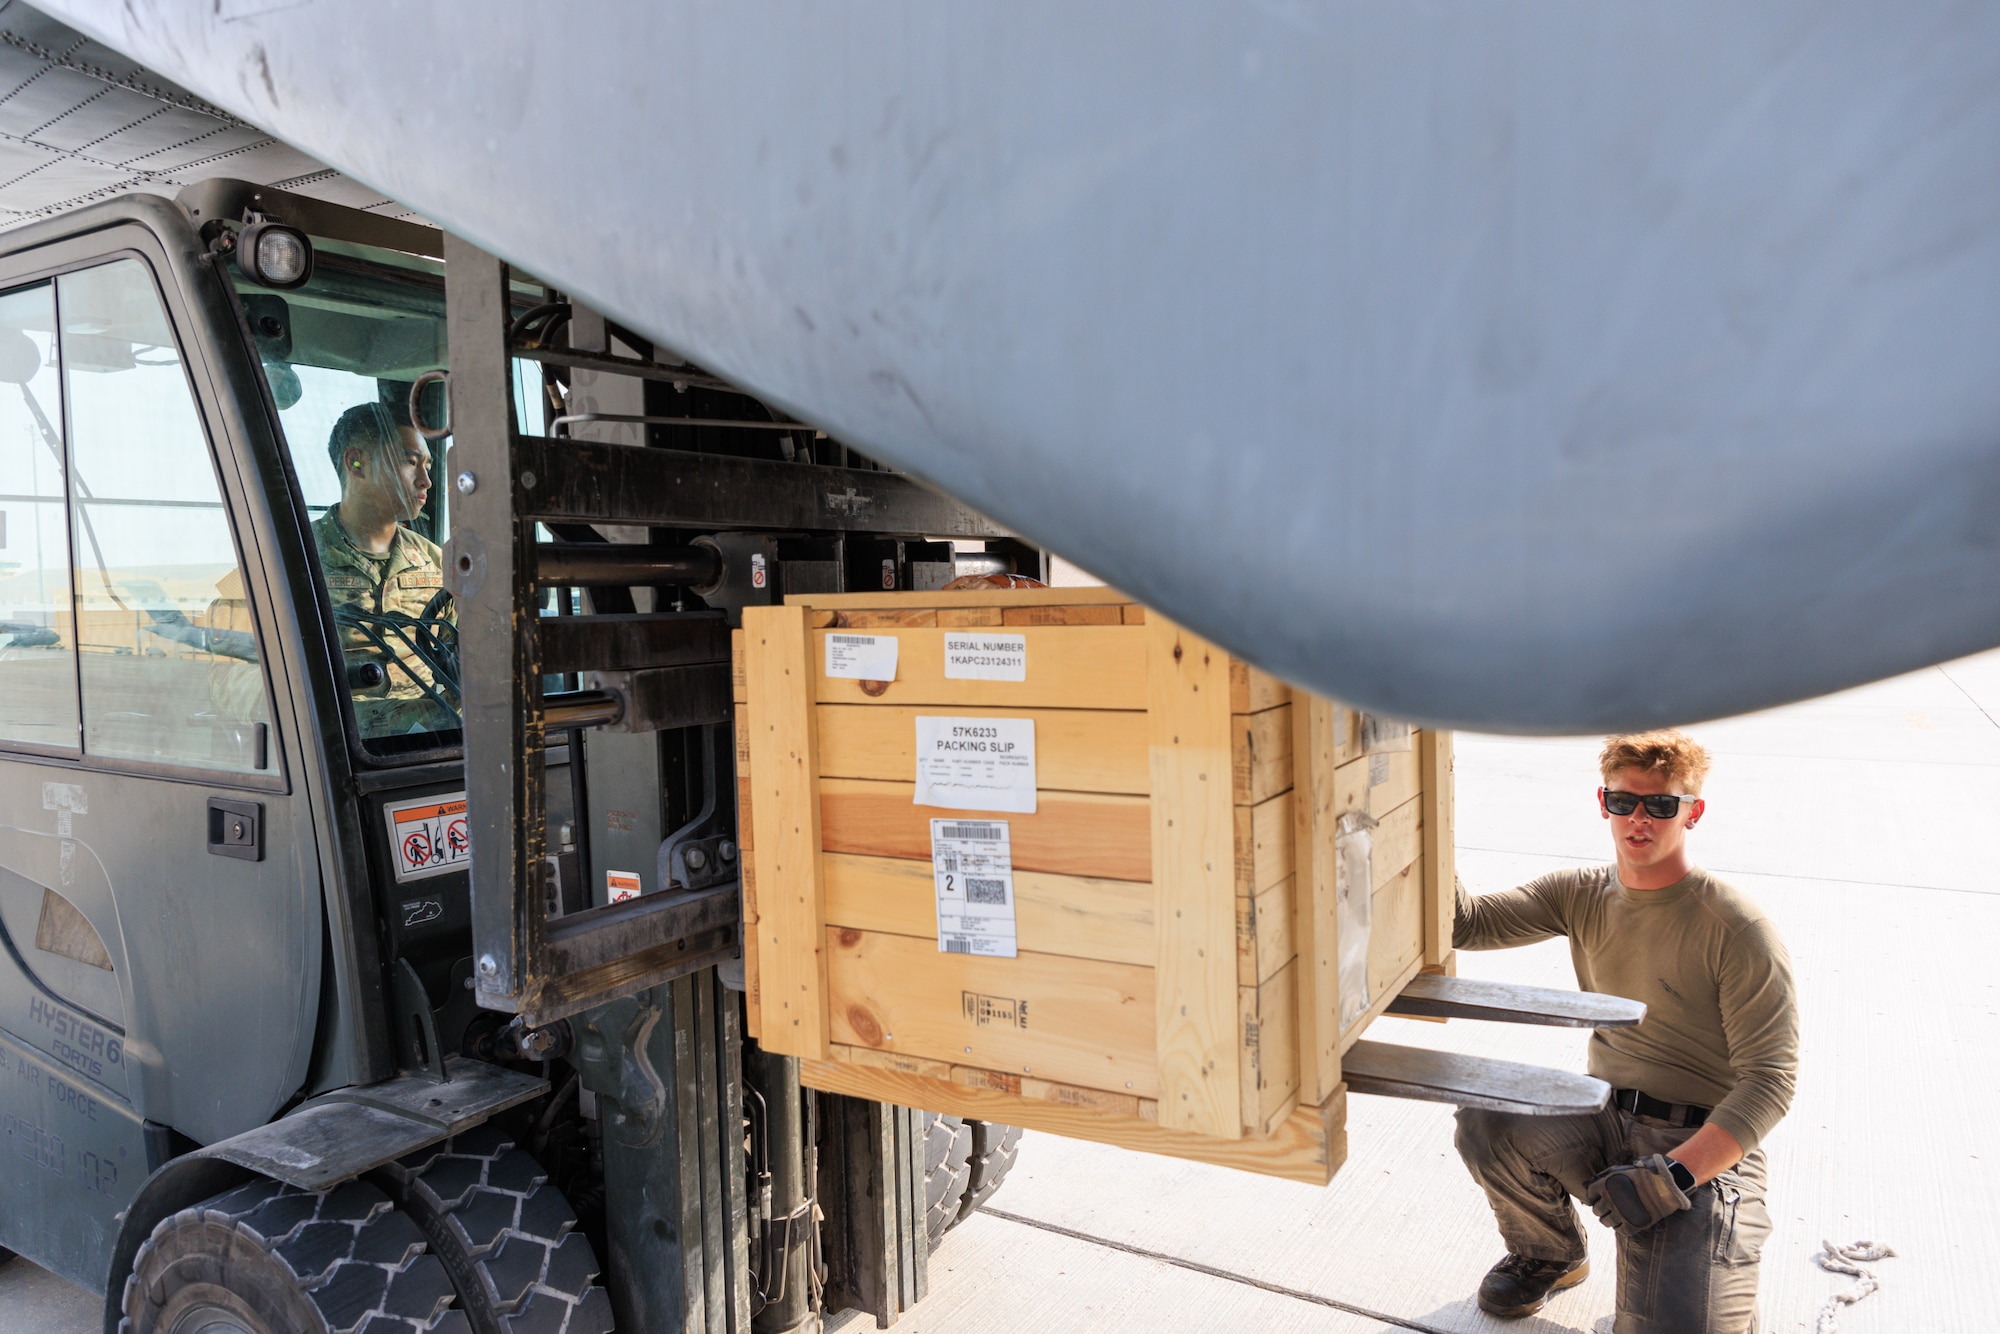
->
[943,633,1026,682]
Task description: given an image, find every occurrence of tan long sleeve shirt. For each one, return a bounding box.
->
[1454,865,1798,1152]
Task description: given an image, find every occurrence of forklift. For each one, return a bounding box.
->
[0,178,1026,1332]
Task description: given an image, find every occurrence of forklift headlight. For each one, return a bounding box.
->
[237,222,313,289]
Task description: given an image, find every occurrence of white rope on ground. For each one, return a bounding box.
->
[1814,1240,1896,1333]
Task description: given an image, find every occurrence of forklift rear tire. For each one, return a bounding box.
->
[377,1124,614,1334]
[119,1176,467,1333]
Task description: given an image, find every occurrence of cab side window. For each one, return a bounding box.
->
[62,259,272,773]
[0,284,76,750]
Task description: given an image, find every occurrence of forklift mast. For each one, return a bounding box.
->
[436,234,1012,1330]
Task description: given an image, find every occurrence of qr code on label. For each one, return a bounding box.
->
[965,877,1008,905]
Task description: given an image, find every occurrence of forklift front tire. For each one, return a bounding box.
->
[960,1120,1025,1222]
[921,1113,1024,1244]
[923,1113,974,1245]
[119,1176,466,1333]
[376,1124,613,1334]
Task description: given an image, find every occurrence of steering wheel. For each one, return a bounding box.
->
[333,599,460,714]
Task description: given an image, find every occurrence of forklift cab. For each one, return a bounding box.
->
[0,181,1019,1332]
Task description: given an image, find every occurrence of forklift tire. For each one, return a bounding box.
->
[920,1113,1023,1242]
[377,1124,614,1334]
[958,1120,1024,1222]
[922,1112,973,1245]
[118,1176,467,1334]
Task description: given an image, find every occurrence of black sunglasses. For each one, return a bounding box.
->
[1599,788,1697,819]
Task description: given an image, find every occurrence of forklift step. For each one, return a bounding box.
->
[1385,973,1647,1028]
[1341,1039,1611,1116]
[204,1057,550,1190]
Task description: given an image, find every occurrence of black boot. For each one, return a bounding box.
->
[1476,1253,1590,1318]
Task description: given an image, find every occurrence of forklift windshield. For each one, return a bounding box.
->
[234,235,555,758]
[235,241,463,756]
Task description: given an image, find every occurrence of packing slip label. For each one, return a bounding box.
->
[930,818,1018,957]
[385,793,469,882]
[943,632,1027,681]
[913,716,1036,813]
[825,632,898,681]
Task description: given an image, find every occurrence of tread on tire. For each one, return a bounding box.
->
[377,1123,614,1334]
[119,1176,466,1334]
[959,1121,1024,1222]
[919,1112,1022,1243]
[922,1113,973,1245]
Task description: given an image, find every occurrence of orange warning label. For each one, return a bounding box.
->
[385,793,470,882]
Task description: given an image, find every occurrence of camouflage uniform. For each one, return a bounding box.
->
[312,510,457,737]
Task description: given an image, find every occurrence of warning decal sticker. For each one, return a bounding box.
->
[385,793,470,883]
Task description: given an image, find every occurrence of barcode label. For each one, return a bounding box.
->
[930,818,1017,958]
[937,822,1003,840]
[825,632,898,681]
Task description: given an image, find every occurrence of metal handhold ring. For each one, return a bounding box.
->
[410,368,451,441]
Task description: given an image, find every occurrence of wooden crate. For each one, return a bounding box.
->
[734,586,1455,1184]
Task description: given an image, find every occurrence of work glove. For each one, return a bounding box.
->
[1584,1154,1692,1234]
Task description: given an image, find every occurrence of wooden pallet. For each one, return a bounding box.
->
[734,586,1455,1183]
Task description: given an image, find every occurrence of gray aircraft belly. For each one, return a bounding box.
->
[41,1,2000,730]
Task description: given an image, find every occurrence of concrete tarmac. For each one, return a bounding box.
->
[11,650,1995,1333]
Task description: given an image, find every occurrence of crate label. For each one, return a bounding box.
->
[962,991,1029,1028]
[943,632,1027,682]
[606,870,642,903]
[912,716,1036,813]
[930,818,1018,958]
[385,793,470,883]
[825,632,898,681]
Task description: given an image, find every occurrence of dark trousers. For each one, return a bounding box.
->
[1454,1105,1771,1334]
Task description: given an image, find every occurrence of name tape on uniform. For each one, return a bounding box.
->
[913,716,1036,813]
[385,793,469,882]
[825,633,899,681]
[943,632,1027,681]
[930,819,1018,957]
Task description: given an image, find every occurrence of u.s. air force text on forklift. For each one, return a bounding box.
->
[0,181,1640,1333]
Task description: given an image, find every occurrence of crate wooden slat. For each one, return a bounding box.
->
[735,588,1454,1183]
